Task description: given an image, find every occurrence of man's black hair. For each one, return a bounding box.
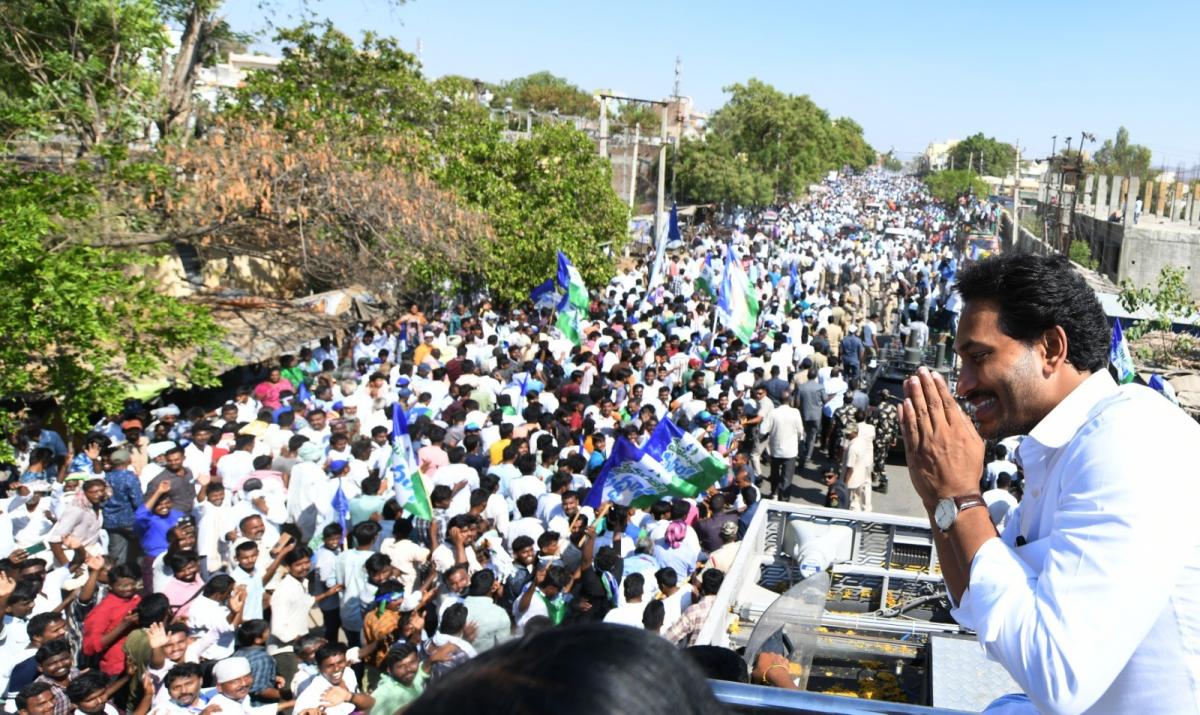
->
[955,254,1108,372]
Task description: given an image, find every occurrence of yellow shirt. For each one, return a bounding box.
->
[489,438,511,465]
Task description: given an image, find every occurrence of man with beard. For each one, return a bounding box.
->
[901,254,1200,714]
[150,663,218,715]
[145,448,196,515]
[367,642,454,715]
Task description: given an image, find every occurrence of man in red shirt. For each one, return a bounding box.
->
[81,563,143,676]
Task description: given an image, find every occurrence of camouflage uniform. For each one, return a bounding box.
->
[829,403,858,460]
[868,402,899,487]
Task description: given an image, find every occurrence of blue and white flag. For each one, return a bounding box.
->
[644,418,728,495]
[296,381,313,406]
[530,278,560,311]
[584,437,687,509]
[388,402,433,519]
[1109,319,1136,384]
[332,481,350,536]
[696,253,718,298]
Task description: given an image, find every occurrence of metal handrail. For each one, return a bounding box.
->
[709,680,971,715]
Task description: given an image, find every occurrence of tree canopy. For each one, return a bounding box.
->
[923,169,988,205]
[1092,126,1153,178]
[491,71,596,116]
[0,169,225,435]
[949,133,1014,177]
[0,0,167,150]
[670,79,874,207]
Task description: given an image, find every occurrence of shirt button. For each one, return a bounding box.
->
[1032,489,1040,497]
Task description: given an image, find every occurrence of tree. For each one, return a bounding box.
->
[158,117,494,300]
[437,120,628,304]
[949,133,1014,177]
[230,24,625,305]
[881,150,904,172]
[688,79,875,203]
[1092,126,1153,178]
[0,0,167,151]
[609,102,660,134]
[0,169,225,438]
[491,71,596,116]
[670,136,774,209]
[923,169,987,205]
[229,22,436,139]
[154,0,251,139]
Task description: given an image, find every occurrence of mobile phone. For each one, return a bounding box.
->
[24,541,49,556]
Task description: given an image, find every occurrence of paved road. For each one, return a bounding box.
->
[777,451,928,520]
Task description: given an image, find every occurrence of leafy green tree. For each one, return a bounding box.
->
[670,136,774,209]
[0,0,167,151]
[609,102,660,134]
[437,120,627,304]
[1093,126,1153,178]
[230,22,435,139]
[232,24,624,305]
[949,133,1015,177]
[690,79,874,203]
[882,151,904,172]
[0,170,226,438]
[923,169,988,205]
[829,117,877,172]
[492,71,596,116]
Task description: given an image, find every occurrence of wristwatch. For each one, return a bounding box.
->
[934,494,986,532]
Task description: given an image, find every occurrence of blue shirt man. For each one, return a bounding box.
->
[103,465,143,531]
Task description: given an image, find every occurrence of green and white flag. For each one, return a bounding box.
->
[696,253,718,298]
[717,253,760,344]
[555,251,589,345]
[646,418,728,493]
[389,403,433,519]
[583,437,696,509]
[557,251,589,311]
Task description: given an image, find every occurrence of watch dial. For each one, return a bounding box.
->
[935,499,955,530]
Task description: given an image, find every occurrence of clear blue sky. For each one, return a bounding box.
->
[224,0,1200,169]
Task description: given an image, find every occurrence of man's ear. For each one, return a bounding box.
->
[1040,325,1070,374]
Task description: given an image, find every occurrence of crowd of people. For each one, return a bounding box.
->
[0,170,1010,714]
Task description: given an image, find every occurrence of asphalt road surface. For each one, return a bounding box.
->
[777,450,928,520]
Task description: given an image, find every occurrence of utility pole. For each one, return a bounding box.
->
[1012,141,1021,248]
[628,122,640,211]
[656,103,668,242]
[598,97,608,158]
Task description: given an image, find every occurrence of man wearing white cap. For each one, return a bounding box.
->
[209,656,292,714]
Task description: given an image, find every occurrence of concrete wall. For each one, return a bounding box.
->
[1000,211,1057,257]
[132,250,307,299]
[1116,224,1200,294]
[1072,212,1125,284]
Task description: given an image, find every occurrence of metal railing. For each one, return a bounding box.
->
[710,681,970,714]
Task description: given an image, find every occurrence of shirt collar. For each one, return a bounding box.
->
[1022,370,1118,453]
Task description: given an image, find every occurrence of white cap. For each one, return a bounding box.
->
[213,656,251,683]
[147,441,176,459]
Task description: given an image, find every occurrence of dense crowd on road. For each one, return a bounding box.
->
[0,171,1021,714]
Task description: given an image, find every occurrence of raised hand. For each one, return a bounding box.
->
[85,552,106,571]
[0,572,15,598]
[146,621,168,649]
[899,367,985,507]
[320,686,351,706]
